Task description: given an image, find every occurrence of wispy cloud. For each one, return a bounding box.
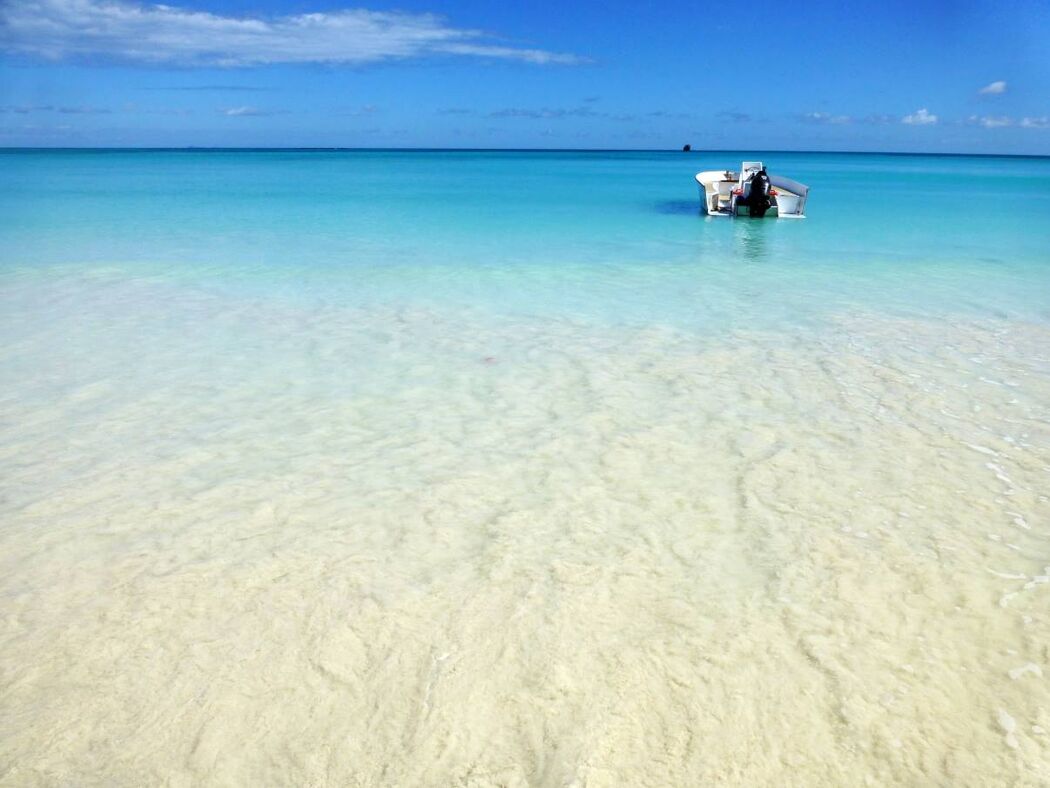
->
[144,107,194,116]
[57,105,111,114]
[968,114,1013,128]
[800,112,904,125]
[435,42,582,64]
[487,105,638,121]
[338,104,378,117]
[148,85,269,92]
[978,80,1007,95]
[646,110,692,119]
[964,114,1049,130]
[861,114,896,125]
[1,104,110,114]
[0,0,585,67]
[489,106,598,119]
[718,111,752,123]
[0,105,53,114]
[801,111,851,125]
[902,108,937,125]
[221,106,287,117]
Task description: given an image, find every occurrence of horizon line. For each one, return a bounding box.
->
[1,146,1048,159]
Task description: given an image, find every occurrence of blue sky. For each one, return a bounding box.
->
[1,0,1049,152]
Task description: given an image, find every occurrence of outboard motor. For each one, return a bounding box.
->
[749,168,772,217]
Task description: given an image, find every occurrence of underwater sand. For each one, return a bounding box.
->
[1,150,1049,785]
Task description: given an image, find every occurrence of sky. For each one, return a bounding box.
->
[1,0,1049,152]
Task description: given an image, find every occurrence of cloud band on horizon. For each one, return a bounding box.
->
[0,0,586,67]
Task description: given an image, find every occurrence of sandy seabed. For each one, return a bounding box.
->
[1,271,1049,786]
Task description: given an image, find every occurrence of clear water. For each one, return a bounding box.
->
[1,150,1049,785]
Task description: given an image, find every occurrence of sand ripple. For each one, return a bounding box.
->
[1,272,1049,786]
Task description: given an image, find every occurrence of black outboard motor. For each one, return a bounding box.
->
[749,168,772,217]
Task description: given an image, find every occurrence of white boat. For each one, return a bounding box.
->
[695,161,809,218]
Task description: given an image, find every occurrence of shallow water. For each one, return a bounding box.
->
[1,150,1049,785]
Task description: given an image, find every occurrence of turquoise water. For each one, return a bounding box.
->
[2,151,1050,785]
[3,150,1049,326]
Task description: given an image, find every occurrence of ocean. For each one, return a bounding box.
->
[1,149,1049,785]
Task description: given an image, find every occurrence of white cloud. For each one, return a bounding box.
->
[1021,116,1049,129]
[0,0,584,67]
[902,108,937,125]
[978,80,1007,95]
